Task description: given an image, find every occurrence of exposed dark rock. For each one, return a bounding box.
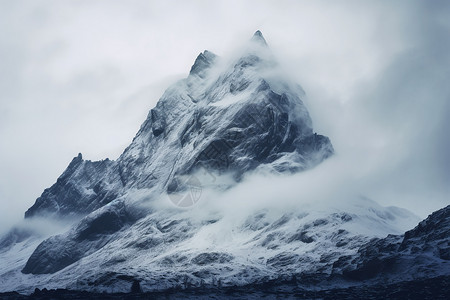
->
[266,252,300,267]
[287,230,315,244]
[130,280,142,294]
[24,156,121,219]
[22,201,138,274]
[335,205,450,281]
[2,275,449,299]
[191,252,234,265]
[151,108,165,137]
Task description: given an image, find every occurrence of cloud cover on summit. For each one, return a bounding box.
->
[0,0,449,233]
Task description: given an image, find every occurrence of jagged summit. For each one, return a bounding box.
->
[189,50,217,77]
[251,30,268,46]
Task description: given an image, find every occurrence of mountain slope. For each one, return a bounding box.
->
[1,195,420,293]
[333,205,450,282]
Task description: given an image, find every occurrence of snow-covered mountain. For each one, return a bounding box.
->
[0,31,447,295]
[24,30,332,218]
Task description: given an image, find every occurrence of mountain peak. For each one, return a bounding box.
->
[251,30,268,46]
[23,30,332,219]
[189,50,217,77]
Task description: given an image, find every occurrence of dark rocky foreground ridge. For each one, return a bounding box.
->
[1,275,449,299]
[335,204,450,281]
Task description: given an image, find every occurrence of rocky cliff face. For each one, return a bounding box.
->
[24,155,121,218]
[333,205,450,281]
[25,31,333,219]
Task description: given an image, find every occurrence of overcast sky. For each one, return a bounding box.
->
[0,0,449,230]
